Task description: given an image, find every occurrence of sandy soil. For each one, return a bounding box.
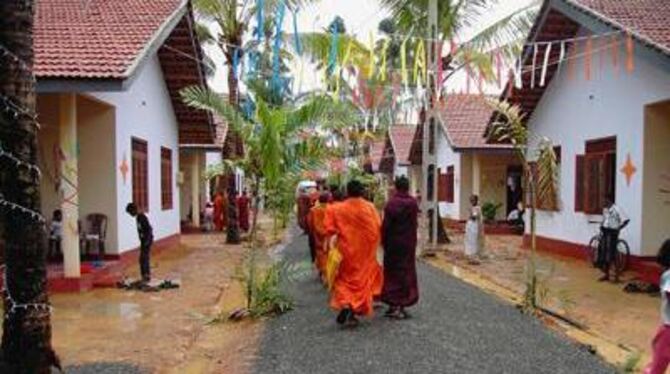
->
[427,233,658,370]
[39,218,285,373]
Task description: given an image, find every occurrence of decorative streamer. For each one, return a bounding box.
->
[584,36,593,81]
[514,54,523,89]
[556,41,566,76]
[379,39,390,82]
[450,39,458,58]
[400,39,408,89]
[567,41,578,80]
[531,43,538,88]
[599,36,607,78]
[327,24,339,77]
[232,47,240,80]
[368,32,375,79]
[540,42,551,86]
[413,40,426,87]
[625,33,634,74]
[292,9,302,56]
[272,0,286,90]
[256,0,264,42]
[611,34,620,74]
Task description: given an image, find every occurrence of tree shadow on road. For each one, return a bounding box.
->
[52,362,148,374]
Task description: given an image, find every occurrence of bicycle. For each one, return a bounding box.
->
[586,221,631,274]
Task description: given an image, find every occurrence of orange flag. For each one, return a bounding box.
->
[584,36,593,81]
[611,34,620,74]
[567,40,578,80]
[625,33,635,74]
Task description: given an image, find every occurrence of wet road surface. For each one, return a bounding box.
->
[253,231,615,374]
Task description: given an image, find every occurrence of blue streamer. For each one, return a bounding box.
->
[327,28,339,76]
[256,0,264,41]
[272,0,286,91]
[232,47,240,79]
[293,9,302,56]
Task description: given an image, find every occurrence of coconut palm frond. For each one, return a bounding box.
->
[535,139,559,209]
[180,85,249,135]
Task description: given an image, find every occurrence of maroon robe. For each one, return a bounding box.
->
[237,194,250,232]
[381,191,419,307]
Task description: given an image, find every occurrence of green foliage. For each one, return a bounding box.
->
[618,352,641,374]
[488,98,559,315]
[481,202,502,223]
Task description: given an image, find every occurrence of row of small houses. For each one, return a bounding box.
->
[374,0,670,283]
[0,0,240,283]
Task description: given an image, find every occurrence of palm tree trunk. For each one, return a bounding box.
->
[0,1,60,372]
[224,48,241,245]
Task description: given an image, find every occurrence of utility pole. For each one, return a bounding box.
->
[421,0,440,252]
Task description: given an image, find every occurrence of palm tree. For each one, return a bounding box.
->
[488,99,558,312]
[194,0,318,244]
[0,1,60,372]
[380,0,540,92]
[181,85,339,312]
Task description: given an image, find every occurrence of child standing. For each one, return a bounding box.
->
[203,202,214,232]
[48,210,63,261]
[125,203,154,283]
[644,239,670,374]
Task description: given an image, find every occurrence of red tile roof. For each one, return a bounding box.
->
[369,139,386,172]
[388,125,417,164]
[568,0,670,55]
[35,0,186,78]
[440,94,511,150]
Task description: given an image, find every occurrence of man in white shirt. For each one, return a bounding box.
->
[598,195,630,283]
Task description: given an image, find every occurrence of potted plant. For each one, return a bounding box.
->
[482,202,502,224]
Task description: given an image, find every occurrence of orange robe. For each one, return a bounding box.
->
[213,194,227,231]
[325,198,383,316]
[308,203,328,276]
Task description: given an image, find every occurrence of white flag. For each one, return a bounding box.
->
[540,42,552,86]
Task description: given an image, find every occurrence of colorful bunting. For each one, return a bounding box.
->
[567,40,578,80]
[514,54,523,89]
[400,39,408,89]
[540,43,551,86]
[272,0,286,90]
[626,33,634,74]
[256,0,264,42]
[292,9,302,56]
[327,26,339,76]
[436,41,444,95]
[611,34,620,74]
[585,36,593,81]
[414,40,426,87]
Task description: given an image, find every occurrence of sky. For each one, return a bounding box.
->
[206,0,537,94]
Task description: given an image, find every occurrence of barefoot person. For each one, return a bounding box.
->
[464,194,484,263]
[307,193,330,280]
[237,189,251,233]
[644,239,670,374]
[326,180,383,326]
[381,176,419,319]
[126,203,153,283]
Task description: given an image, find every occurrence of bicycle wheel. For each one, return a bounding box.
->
[587,236,600,267]
[615,240,631,273]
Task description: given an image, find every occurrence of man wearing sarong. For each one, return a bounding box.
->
[213,191,227,232]
[237,189,251,233]
[307,193,330,280]
[326,180,383,326]
[381,176,419,319]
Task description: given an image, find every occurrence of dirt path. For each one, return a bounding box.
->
[41,223,284,373]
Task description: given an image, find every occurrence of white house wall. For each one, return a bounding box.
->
[92,56,181,253]
[436,126,462,219]
[527,38,670,256]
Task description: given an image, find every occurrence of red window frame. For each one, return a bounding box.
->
[161,147,173,210]
[131,138,149,212]
[576,137,616,214]
[437,166,455,203]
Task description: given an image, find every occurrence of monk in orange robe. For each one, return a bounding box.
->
[307,193,330,279]
[326,180,383,326]
[213,191,227,231]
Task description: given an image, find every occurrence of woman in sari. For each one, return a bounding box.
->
[464,194,484,264]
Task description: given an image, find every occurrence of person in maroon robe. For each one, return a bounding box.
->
[237,189,251,233]
[381,176,419,319]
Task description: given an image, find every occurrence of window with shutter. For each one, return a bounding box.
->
[438,169,447,202]
[446,166,455,203]
[582,137,617,214]
[132,138,149,212]
[161,147,173,210]
[575,155,585,212]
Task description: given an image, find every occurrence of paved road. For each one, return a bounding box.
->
[253,231,615,374]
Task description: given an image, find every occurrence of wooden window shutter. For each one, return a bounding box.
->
[438,171,448,202]
[604,152,616,203]
[446,166,455,203]
[132,138,149,212]
[575,155,585,212]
